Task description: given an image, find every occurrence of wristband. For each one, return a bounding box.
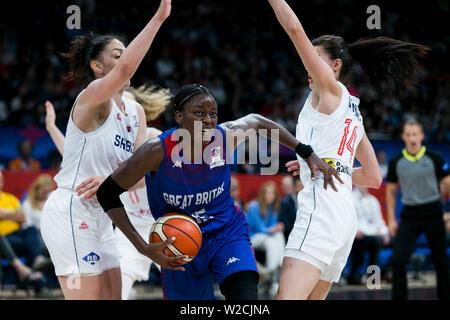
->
[97,175,126,212]
[295,142,314,159]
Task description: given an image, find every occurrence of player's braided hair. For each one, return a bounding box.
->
[172,84,216,116]
[312,35,430,96]
[61,32,126,82]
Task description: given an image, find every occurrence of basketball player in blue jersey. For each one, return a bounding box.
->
[96,84,343,300]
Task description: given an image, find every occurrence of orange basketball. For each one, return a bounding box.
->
[149,213,202,265]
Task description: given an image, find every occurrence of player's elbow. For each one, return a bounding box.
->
[370,171,383,189]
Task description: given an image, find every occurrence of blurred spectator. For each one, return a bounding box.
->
[347,186,390,285]
[7,139,41,172]
[279,175,297,243]
[22,174,55,234]
[246,181,284,293]
[0,233,46,296]
[0,170,51,273]
[230,176,244,211]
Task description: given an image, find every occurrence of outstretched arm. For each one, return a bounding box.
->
[96,138,187,270]
[267,0,340,98]
[45,101,65,156]
[76,0,172,110]
[220,113,343,190]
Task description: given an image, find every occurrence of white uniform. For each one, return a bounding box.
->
[116,128,157,283]
[285,82,363,282]
[41,90,140,276]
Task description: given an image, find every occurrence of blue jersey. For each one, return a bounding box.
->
[145,125,235,233]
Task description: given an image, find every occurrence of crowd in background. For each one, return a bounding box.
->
[0,0,449,161]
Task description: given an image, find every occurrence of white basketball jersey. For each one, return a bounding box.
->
[54,90,140,191]
[296,82,363,192]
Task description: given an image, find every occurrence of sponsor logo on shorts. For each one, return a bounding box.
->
[83,252,100,265]
[79,221,89,230]
[226,257,240,266]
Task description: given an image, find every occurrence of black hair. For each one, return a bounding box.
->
[172,84,216,115]
[312,35,431,95]
[60,32,126,82]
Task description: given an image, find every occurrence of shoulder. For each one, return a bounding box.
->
[146,127,162,140]
[425,149,445,161]
[388,152,403,166]
[247,200,260,211]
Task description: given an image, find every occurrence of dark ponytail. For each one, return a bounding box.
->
[348,37,430,94]
[60,32,124,82]
[312,35,430,95]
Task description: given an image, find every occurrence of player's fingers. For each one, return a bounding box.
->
[75,178,93,191]
[328,171,339,192]
[331,169,344,185]
[311,167,317,181]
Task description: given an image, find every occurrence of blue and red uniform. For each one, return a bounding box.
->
[145,125,258,299]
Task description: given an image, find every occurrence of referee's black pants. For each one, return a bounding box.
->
[392,213,450,300]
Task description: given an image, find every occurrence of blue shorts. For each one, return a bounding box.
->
[161,207,258,300]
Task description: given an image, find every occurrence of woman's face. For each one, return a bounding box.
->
[263,185,277,205]
[94,39,130,91]
[175,94,218,145]
[308,45,339,89]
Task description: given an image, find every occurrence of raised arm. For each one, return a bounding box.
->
[267,0,340,96]
[76,0,171,109]
[352,132,383,189]
[220,113,343,190]
[45,101,65,156]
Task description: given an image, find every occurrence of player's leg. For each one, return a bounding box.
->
[276,254,322,300]
[212,212,259,300]
[57,274,102,299]
[98,214,122,299]
[391,217,421,300]
[307,280,332,300]
[100,267,122,300]
[423,215,450,300]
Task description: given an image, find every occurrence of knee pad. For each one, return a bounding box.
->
[220,270,259,300]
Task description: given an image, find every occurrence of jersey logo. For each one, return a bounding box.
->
[191,208,214,224]
[79,221,89,230]
[173,160,183,168]
[83,252,100,265]
[126,125,131,132]
[226,257,240,266]
[133,115,139,128]
[322,158,335,168]
[114,134,134,153]
[116,113,122,121]
[210,147,225,169]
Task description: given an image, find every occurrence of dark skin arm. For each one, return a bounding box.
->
[107,138,187,271]
[220,113,343,190]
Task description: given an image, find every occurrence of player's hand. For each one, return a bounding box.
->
[306,153,344,191]
[388,220,398,236]
[285,160,300,176]
[75,176,106,200]
[156,0,172,21]
[141,238,188,271]
[45,100,56,129]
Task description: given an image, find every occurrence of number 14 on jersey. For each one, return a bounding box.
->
[337,118,358,162]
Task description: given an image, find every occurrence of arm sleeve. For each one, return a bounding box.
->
[428,151,450,180]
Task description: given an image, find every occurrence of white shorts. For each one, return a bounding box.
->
[41,188,120,277]
[115,222,155,282]
[285,181,357,283]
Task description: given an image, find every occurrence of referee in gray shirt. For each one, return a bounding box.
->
[386,119,450,300]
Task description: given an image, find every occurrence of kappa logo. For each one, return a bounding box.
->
[79,221,89,230]
[83,252,100,265]
[116,113,122,121]
[226,257,240,266]
[173,160,182,168]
